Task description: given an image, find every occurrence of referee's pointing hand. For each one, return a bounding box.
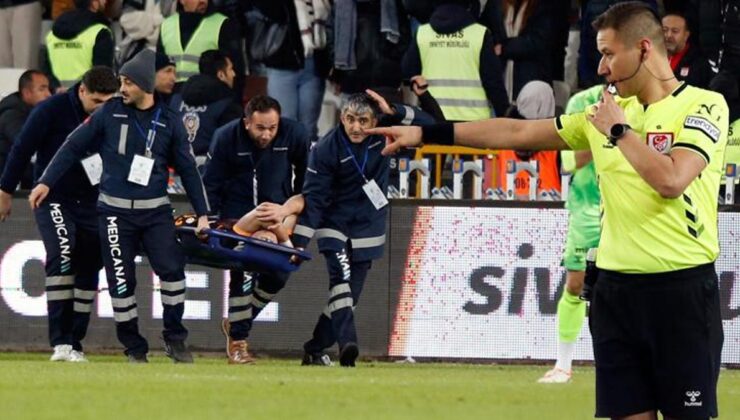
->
[587,88,628,136]
[365,126,423,156]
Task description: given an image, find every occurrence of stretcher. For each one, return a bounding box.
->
[176,220,311,273]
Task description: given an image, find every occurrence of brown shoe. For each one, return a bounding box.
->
[227,340,255,364]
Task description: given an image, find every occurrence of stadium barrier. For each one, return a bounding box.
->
[1,196,739,364]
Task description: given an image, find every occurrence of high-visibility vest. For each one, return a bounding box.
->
[160,13,227,82]
[497,150,561,197]
[417,23,491,121]
[46,24,110,88]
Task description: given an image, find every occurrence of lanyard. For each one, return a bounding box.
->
[247,150,264,207]
[132,108,162,157]
[341,136,370,183]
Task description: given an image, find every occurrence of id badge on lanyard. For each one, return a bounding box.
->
[127,108,161,186]
[343,138,388,210]
[81,153,103,186]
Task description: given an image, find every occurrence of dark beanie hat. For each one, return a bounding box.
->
[120,49,156,93]
[155,51,176,72]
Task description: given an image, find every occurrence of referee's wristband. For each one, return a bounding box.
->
[421,123,455,146]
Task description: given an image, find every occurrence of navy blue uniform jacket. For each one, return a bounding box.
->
[293,126,389,262]
[0,85,97,202]
[203,117,309,219]
[38,98,209,216]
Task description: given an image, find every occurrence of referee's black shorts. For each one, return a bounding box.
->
[589,263,724,419]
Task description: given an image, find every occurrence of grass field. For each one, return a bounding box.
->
[1,353,739,420]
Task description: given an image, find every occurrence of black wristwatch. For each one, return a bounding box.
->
[608,123,632,145]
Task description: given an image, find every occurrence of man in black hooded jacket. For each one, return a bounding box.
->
[170,49,242,167]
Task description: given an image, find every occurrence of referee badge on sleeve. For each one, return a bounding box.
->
[647,132,674,154]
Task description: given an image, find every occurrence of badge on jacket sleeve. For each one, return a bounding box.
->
[363,179,388,210]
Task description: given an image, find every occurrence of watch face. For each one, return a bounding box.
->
[610,124,624,138]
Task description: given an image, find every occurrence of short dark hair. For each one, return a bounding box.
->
[199,50,231,78]
[244,95,281,117]
[662,11,691,32]
[18,70,47,92]
[592,1,663,47]
[81,66,120,94]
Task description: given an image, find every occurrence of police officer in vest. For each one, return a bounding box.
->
[203,95,309,364]
[44,0,114,91]
[171,50,243,168]
[0,67,119,363]
[293,93,389,368]
[402,0,509,121]
[29,49,211,364]
[157,0,244,89]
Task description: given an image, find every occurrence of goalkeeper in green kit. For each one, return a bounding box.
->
[538,85,604,384]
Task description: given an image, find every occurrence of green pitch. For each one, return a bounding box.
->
[1,353,738,420]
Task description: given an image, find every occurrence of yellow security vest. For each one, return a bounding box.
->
[723,118,740,183]
[46,24,110,88]
[417,23,491,121]
[160,13,227,82]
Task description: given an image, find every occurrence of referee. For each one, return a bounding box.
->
[370,3,726,419]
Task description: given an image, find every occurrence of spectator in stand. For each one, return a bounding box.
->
[0,0,42,68]
[0,70,50,189]
[662,11,714,89]
[157,0,244,93]
[328,0,411,101]
[496,81,560,198]
[170,50,242,168]
[118,0,178,68]
[402,0,509,120]
[44,0,114,91]
[251,0,331,142]
[154,51,177,104]
[496,0,557,102]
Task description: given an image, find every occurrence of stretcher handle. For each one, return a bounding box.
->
[178,226,312,261]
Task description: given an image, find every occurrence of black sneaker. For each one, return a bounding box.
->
[164,339,194,364]
[301,352,333,366]
[339,342,359,367]
[127,353,148,363]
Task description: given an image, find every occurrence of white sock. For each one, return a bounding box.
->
[554,341,575,372]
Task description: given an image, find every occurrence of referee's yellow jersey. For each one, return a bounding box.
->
[555,83,729,273]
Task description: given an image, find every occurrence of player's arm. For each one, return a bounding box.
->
[588,89,723,199]
[367,117,569,155]
[613,133,706,198]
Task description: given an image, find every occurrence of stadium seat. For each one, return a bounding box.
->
[0,68,27,99]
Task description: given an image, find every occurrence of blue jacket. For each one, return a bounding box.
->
[38,97,210,216]
[0,84,97,202]
[293,126,389,261]
[203,117,309,219]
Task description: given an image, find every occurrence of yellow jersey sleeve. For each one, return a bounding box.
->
[555,111,591,151]
[673,92,729,164]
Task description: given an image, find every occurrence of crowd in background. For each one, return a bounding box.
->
[1,0,739,198]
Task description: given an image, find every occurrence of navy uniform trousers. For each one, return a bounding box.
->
[304,243,371,355]
[98,206,187,356]
[34,199,102,351]
[227,269,290,340]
